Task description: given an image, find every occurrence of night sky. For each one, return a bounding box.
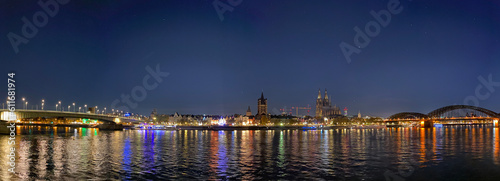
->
[1,0,500,117]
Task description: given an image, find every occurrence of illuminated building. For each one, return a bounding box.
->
[149,109,157,121]
[246,106,252,117]
[257,92,267,116]
[315,89,341,118]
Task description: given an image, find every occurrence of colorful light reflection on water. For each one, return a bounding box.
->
[0,125,499,180]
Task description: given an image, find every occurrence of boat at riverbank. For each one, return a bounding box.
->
[182,125,350,131]
[350,125,387,129]
[132,125,179,130]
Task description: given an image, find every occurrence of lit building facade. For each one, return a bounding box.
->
[246,106,252,117]
[257,92,267,116]
[315,89,341,118]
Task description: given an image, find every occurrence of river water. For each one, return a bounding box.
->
[0,125,499,180]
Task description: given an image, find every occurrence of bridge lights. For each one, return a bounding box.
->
[41,99,44,110]
[79,107,81,112]
[72,103,75,112]
[84,105,87,113]
[67,105,70,112]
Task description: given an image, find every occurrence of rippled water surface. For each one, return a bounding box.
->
[1,126,499,180]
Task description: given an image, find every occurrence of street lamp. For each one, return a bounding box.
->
[79,107,81,113]
[56,104,58,111]
[58,101,61,112]
[104,107,106,114]
[41,99,44,110]
[22,97,25,109]
[73,103,75,112]
[68,105,70,112]
[26,101,28,110]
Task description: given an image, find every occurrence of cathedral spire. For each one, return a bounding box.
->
[324,89,329,100]
[317,89,322,99]
[260,92,265,100]
[246,106,252,116]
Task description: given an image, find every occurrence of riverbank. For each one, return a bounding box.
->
[0,121,11,134]
[2,123,124,131]
[132,125,351,131]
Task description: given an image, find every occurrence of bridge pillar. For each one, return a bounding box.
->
[421,119,434,128]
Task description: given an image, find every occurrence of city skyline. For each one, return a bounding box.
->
[1,1,500,180]
[1,0,500,117]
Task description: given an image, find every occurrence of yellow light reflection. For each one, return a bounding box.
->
[494,128,499,165]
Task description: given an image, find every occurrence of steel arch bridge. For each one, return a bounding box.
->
[427,105,499,118]
[388,112,429,119]
[388,105,500,120]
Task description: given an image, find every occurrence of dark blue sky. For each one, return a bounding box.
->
[1,0,500,117]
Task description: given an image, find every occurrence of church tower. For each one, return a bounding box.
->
[324,89,330,106]
[315,89,323,117]
[150,109,157,121]
[246,106,252,116]
[257,92,267,115]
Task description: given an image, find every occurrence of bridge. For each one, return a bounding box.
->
[0,109,143,130]
[387,105,499,128]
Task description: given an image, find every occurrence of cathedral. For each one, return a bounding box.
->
[315,89,341,118]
